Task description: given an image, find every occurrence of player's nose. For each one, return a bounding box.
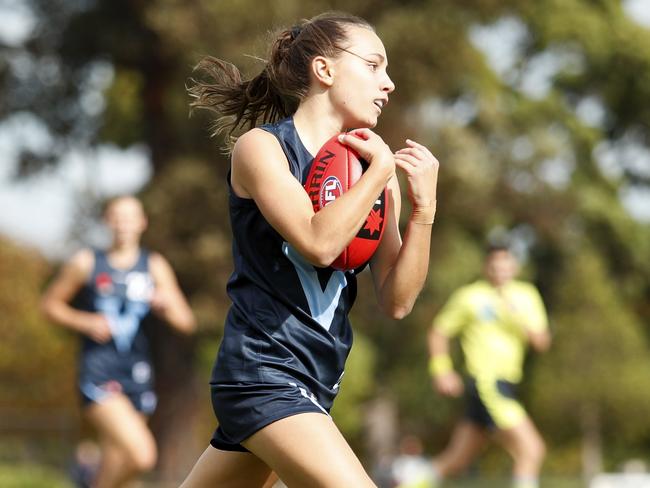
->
[382,73,395,94]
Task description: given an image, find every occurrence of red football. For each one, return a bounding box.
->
[304,133,389,271]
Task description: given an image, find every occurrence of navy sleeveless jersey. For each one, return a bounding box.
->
[74,249,156,412]
[211,117,359,413]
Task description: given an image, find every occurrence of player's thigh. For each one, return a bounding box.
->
[179,446,272,488]
[243,412,376,488]
[475,378,526,431]
[85,393,156,466]
[494,416,545,460]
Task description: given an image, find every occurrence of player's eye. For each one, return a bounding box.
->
[368,63,378,72]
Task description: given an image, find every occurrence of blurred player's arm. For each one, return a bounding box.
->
[149,253,196,334]
[526,287,551,352]
[428,328,463,397]
[501,286,551,353]
[427,291,468,397]
[526,329,551,353]
[40,249,112,343]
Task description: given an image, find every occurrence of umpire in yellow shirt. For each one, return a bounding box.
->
[427,243,551,488]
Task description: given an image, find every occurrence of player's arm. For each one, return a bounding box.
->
[148,252,196,335]
[527,286,551,352]
[428,328,463,397]
[231,128,394,268]
[40,249,112,343]
[427,290,468,397]
[527,329,551,353]
[368,139,439,319]
[503,285,551,353]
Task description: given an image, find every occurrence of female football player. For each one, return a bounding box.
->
[41,195,196,488]
[181,11,439,487]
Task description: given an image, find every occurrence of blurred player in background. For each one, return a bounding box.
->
[180,10,439,488]
[414,243,551,488]
[41,195,196,488]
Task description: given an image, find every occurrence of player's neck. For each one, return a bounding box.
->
[107,242,141,268]
[293,99,345,156]
[488,279,512,290]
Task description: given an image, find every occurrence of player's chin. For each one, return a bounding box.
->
[358,114,379,129]
[115,234,139,246]
[345,107,379,129]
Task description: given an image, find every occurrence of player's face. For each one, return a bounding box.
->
[331,26,395,129]
[484,250,519,287]
[104,197,147,247]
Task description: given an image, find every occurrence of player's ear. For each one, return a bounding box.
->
[312,55,335,87]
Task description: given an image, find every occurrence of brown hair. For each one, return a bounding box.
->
[187,11,373,148]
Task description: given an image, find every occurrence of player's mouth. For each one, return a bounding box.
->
[373,98,388,113]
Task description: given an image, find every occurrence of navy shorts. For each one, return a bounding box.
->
[464,377,525,430]
[79,377,157,414]
[210,382,330,452]
[78,359,157,415]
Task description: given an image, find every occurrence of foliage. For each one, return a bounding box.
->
[0,464,73,488]
[331,331,377,447]
[0,238,77,408]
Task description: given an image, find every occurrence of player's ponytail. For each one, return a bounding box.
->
[187,11,373,150]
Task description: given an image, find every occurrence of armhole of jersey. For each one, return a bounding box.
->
[259,125,300,180]
[87,248,101,284]
[139,248,150,271]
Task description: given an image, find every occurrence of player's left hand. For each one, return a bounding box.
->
[394,139,439,211]
[433,371,464,398]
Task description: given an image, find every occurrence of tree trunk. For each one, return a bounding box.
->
[363,394,399,486]
[147,319,203,482]
[581,404,603,482]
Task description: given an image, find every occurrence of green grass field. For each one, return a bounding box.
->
[0,464,73,488]
[0,463,585,488]
[434,478,584,488]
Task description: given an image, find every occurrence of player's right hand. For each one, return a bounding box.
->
[339,129,395,176]
[85,314,112,343]
[433,371,464,397]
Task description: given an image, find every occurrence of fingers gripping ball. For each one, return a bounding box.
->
[304,134,388,270]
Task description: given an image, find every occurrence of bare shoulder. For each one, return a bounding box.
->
[148,253,183,288]
[148,251,172,273]
[232,128,285,167]
[234,127,278,151]
[231,127,289,197]
[66,248,95,279]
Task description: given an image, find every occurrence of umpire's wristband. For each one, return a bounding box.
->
[428,355,453,377]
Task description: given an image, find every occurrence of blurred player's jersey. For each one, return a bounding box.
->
[212,116,358,414]
[74,249,156,413]
[433,280,548,382]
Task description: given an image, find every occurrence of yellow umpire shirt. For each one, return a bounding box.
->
[433,280,548,383]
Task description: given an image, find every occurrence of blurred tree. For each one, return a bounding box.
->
[529,245,650,476]
[0,238,75,409]
[0,237,78,465]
